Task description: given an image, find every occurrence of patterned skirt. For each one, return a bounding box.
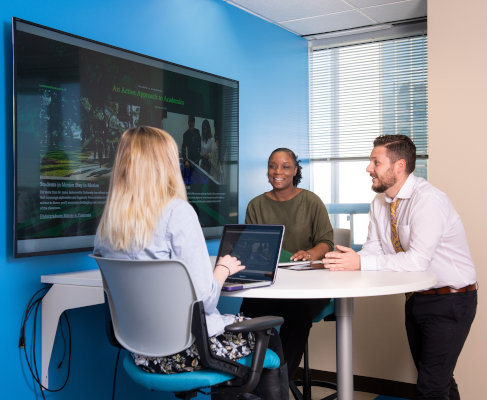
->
[132,314,255,374]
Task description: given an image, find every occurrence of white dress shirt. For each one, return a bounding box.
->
[359,174,476,289]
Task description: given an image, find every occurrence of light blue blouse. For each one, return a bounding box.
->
[94,198,233,337]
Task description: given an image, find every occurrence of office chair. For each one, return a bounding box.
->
[289,228,351,400]
[90,255,284,399]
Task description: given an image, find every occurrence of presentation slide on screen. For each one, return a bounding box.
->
[15,27,238,253]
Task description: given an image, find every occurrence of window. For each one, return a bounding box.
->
[309,35,428,248]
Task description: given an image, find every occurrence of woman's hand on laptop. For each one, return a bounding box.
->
[214,255,246,286]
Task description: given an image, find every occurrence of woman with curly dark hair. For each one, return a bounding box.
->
[240,147,334,381]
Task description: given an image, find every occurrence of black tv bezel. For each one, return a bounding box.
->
[12,17,239,258]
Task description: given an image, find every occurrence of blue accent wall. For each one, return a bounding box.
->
[1,0,308,398]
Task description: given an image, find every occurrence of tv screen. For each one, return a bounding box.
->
[13,18,239,257]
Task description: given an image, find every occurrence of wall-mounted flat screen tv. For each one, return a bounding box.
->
[13,18,239,257]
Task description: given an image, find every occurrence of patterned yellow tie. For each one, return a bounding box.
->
[390,199,404,253]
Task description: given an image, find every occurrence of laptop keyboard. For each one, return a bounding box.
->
[227,278,257,284]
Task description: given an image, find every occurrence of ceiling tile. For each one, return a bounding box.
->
[224,0,427,37]
[282,10,375,36]
[347,0,409,7]
[228,0,353,22]
[361,0,427,23]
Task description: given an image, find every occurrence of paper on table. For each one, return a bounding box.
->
[278,260,324,270]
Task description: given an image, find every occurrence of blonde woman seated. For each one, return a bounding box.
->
[94,126,288,399]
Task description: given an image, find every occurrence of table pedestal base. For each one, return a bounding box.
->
[335,298,354,400]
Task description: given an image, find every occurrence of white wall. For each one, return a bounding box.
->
[428,0,487,398]
[309,1,487,397]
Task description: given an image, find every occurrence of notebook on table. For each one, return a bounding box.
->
[278,249,324,270]
[216,224,285,291]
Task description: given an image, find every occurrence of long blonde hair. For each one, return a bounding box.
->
[97,126,187,250]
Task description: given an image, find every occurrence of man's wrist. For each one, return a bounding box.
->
[359,255,378,271]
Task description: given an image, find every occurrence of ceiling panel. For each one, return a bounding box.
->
[347,0,409,7]
[223,0,427,37]
[283,11,375,37]
[228,0,352,22]
[361,0,427,23]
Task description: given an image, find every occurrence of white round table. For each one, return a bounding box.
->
[222,268,437,400]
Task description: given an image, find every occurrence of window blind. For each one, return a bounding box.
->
[309,36,428,161]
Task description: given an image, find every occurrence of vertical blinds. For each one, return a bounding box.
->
[309,36,428,161]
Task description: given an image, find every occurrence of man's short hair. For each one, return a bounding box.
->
[373,134,416,174]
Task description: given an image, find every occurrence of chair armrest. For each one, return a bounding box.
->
[191,301,282,394]
[192,301,249,379]
[224,316,283,334]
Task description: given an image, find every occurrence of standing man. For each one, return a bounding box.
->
[322,134,477,399]
[181,115,201,164]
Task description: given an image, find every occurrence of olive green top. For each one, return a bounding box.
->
[245,189,334,259]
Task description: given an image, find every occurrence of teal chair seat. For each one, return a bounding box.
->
[312,299,335,324]
[123,349,280,392]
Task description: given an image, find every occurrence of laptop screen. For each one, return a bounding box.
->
[217,224,284,282]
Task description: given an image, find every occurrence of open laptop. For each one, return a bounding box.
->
[217,224,285,291]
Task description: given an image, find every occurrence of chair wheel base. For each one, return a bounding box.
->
[175,390,199,399]
[211,392,261,400]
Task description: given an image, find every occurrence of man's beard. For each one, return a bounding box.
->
[371,169,396,193]
[372,182,388,193]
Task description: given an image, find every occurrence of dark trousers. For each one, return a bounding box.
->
[405,290,477,400]
[240,297,330,379]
